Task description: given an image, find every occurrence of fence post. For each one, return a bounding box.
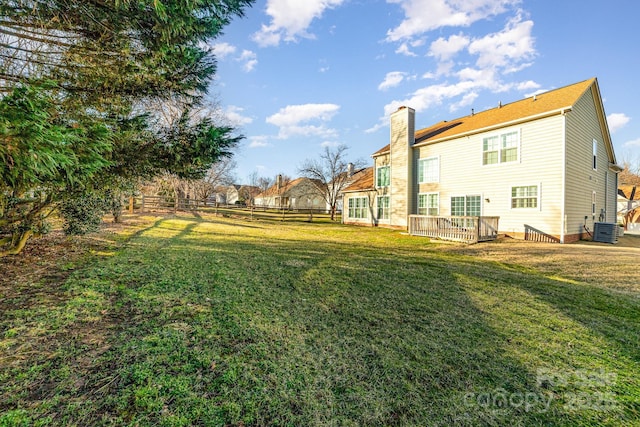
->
[129,196,134,214]
[141,195,145,213]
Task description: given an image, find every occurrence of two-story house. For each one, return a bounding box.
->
[342,78,621,243]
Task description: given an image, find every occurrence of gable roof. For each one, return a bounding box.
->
[372,78,617,165]
[255,177,322,198]
[341,167,374,193]
[619,185,640,201]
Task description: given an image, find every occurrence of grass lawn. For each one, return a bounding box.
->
[1,213,638,426]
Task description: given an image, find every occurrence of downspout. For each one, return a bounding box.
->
[605,171,608,222]
[560,110,567,243]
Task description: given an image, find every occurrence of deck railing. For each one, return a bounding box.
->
[409,215,500,243]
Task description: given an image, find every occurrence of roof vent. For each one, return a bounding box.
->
[498,101,502,108]
[471,108,475,116]
[533,94,537,101]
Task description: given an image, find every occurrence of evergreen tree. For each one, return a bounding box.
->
[0,0,254,255]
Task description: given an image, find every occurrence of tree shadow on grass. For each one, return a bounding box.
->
[2,217,635,426]
[76,226,596,426]
[443,255,640,424]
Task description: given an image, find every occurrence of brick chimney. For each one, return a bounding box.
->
[276,174,282,190]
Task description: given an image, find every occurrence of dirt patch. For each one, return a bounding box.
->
[0,215,155,309]
[441,235,640,296]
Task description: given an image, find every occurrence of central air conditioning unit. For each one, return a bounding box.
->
[593,222,618,244]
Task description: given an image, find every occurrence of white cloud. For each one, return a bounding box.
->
[395,42,417,57]
[224,106,253,126]
[624,138,640,148]
[211,42,236,59]
[428,33,470,61]
[516,80,540,91]
[448,91,478,112]
[248,136,271,148]
[252,0,346,47]
[211,43,257,71]
[386,0,518,42]
[378,71,408,91]
[608,113,630,133]
[467,15,535,72]
[237,50,257,72]
[266,103,340,139]
[368,2,540,134]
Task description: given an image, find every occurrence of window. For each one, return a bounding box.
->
[418,193,439,216]
[348,197,368,219]
[376,165,390,187]
[511,185,538,208]
[377,196,390,220]
[593,139,598,170]
[418,157,439,183]
[451,195,481,216]
[483,131,519,165]
[592,191,596,216]
[451,195,481,227]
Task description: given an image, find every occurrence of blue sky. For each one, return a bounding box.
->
[209,0,640,183]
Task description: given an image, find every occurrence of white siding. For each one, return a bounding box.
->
[564,87,614,237]
[413,115,564,237]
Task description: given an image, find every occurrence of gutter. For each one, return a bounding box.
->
[413,107,574,148]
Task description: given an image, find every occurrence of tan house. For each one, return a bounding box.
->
[618,185,640,234]
[342,78,621,243]
[254,175,325,210]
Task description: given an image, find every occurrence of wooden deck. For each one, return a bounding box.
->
[409,215,500,243]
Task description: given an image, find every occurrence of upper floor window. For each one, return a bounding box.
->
[376,165,390,187]
[483,131,519,165]
[593,139,598,170]
[418,156,439,183]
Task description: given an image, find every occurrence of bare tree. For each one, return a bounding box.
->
[276,174,292,220]
[191,157,238,202]
[298,145,365,220]
[619,155,640,186]
[243,171,265,208]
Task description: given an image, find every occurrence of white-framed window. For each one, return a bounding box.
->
[377,196,390,220]
[418,156,439,183]
[418,193,439,216]
[376,165,390,188]
[483,130,519,165]
[451,195,481,228]
[451,195,481,216]
[511,185,539,208]
[593,139,598,170]
[348,196,368,219]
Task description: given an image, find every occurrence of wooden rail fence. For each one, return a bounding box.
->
[127,196,339,222]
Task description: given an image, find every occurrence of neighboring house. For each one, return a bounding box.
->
[211,184,261,205]
[342,78,621,243]
[617,185,640,234]
[333,164,370,213]
[254,175,325,210]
